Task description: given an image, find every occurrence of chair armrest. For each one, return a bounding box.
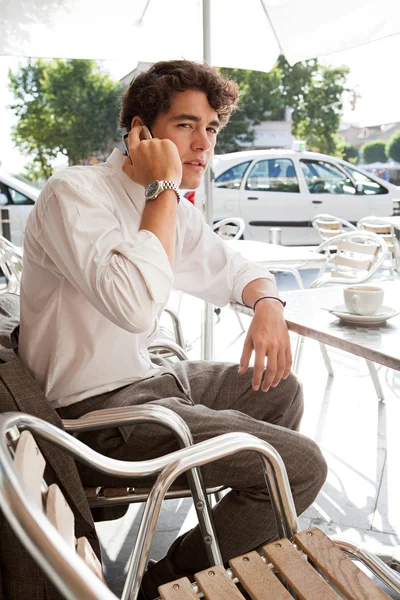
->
[63,404,194,448]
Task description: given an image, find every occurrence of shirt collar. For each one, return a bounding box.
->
[107,148,145,208]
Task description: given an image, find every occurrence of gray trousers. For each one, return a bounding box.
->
[59,361,327,574]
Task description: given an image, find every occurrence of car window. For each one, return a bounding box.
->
[245,159,300,193]
[6,185,35,205]
[342,166,389,195]
[300,159,356,195]
[215,161,251,189]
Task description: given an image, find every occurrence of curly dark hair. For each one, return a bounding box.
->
[119,60,239,131]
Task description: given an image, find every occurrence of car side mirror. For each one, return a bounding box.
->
[0,193,8,206]
[355,183,364,195]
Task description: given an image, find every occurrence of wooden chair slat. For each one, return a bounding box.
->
[294,528,392,600]
[195,564,245,600]
[263,538,341,600]
[362,225,391,234]
[46,483,75,549]
[338,241,378,255]
[159,576,199,600]
[230,551,292,599]
[76,537,104,582]
[315,220,341,230]
[334,255,373,271]
[14,430,46,510]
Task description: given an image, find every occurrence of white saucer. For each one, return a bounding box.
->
[328,304,400,325]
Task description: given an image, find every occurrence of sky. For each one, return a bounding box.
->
[1,34,400,175]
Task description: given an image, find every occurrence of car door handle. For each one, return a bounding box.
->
[312,200,323,204]
[247,197,259,200]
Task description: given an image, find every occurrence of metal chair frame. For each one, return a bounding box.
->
[357,215,400,274]
[294,231,388,400]
[0,411,305,600]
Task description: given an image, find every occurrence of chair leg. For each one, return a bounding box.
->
[293,335,305,374]
[319,343,334,377]
[365,360,385,401]
[235,311,246,333]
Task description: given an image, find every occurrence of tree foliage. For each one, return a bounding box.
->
[361,141,387,164]
[217,56,349,156]
[342,143,359,164]
[387,132,400,163]
[9,59,123,180]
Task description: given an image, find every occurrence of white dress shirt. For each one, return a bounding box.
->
[19,149,273,408]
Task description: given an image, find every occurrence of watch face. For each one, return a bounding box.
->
[145,181,160,199]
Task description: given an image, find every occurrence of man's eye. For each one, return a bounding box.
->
[207,127,218,135]
[178,123,191,129]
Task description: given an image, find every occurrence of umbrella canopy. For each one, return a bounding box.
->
[2,0,400,71]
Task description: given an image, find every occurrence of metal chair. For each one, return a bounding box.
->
[213,217,245,240]
[311,214,358,277]
[212,218,246,331]
[294,231,388,400]
[0,235,23,294]
[357,216,400,274]
[1,412,399,600]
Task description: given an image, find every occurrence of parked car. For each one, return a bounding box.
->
[0,169,40,247]
[183,150,400,246]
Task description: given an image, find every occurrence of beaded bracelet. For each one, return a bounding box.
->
[252,296,286,311]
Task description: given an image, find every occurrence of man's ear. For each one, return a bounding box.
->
[131,116,144,129]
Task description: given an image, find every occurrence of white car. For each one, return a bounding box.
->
[183,150,400,246]
[0,169,40,246]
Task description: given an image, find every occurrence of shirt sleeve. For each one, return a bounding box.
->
[31,178,174,333]
[174,201,274,306]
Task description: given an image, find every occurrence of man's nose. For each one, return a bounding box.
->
[191,129,212,152]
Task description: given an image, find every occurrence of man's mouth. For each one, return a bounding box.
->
[184,160,205,169]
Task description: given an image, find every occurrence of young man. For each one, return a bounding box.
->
[19,61,327,598]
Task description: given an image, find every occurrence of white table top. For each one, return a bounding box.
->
[232,280,400,371]
[225,240,325,269]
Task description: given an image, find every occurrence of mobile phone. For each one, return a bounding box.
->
[123,125,153,157]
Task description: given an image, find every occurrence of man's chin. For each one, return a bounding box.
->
[180,175,202,190]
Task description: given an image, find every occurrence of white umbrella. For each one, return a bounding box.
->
[2,0,400,359]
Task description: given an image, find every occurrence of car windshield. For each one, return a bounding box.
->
[341,166,388,195]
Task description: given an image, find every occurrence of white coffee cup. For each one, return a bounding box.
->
[343,285,384,316]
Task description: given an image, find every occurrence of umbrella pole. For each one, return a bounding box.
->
[201,0,215,361]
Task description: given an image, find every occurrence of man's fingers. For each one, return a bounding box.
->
[261,349,278,392]
[270,351,286,388]
[238,338,253,374]
[125,125,145,154]
[252,344,267,390]
[283,344,293,379]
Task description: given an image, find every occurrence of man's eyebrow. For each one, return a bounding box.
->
[170,114,220,128]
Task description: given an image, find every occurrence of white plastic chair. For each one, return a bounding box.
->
[294,231,388,400]
[0,235,23,294]
[213,217,245,240]
[357,216,400,274]
[312,214,358,277]
[212,218,246,331]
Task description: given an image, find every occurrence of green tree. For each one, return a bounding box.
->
[361,141,387,164]
[9,59,123,180]
[217,57,349,157]
[277,56,349,155]
[342,143,359,164]
[216,67,283,154]
[387,131,400,163]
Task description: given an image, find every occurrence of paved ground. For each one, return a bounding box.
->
[95,269,400,597]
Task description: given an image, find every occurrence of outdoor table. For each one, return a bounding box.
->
[231,280,400,371]
[225,240,326,289]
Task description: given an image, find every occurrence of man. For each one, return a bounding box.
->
[19,60,327,598]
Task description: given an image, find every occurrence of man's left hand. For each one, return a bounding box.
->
[238,299,292,392]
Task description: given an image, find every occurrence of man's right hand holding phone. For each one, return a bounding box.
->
[122,125,182,190]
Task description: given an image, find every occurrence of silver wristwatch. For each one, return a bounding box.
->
[145,180,181,202]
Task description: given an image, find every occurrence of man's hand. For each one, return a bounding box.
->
[122,125,182,188]
[238,298,292,392]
